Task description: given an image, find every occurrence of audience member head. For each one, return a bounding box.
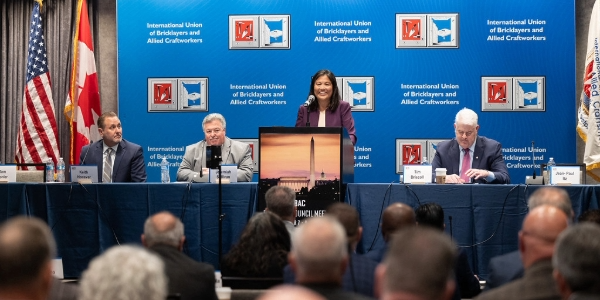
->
[527,186,573,220]
[289,216,348,284]
[381,203,416,242]
[376,227,456,300]
[97,111,122,147]
[142,211,185,251]
[0,216,55,300]
[552,223,600,298]
[415,202,445,231]
[577,209,600,225]
[202,113,227,146]
[519,205,569,269]
[222,211,291,277]
[265,186,297,222]
[257,284,327,300]
[79,245,167,300]
[454,108,479,149]
[326,202,362,250]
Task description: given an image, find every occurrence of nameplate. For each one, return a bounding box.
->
[403,165,432,184]
[209,165,237,183]
[52,258,64,279]
[550,166,581,185]
[0,165,17,183]
[70,165,99,183]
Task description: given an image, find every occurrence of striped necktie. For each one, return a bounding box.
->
[103,148,114,183]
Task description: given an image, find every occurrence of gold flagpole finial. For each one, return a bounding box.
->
[34,0,43,9]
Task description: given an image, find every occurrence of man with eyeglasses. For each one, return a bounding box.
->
[431,108,510,184]
[176,113,253,182]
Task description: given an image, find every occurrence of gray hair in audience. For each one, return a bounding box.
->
[202,113,226,131]
[552,223,600,294]
[291,216,347,277]
[79,245,167,300]
[143,211,184,247]
[265,186,296,218]
[0,216,56,288]
[527,186,573,219]
[382,226,456,300]
[455,108,478,126]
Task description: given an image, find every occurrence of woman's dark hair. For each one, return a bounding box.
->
[306,69,342,112]
[221,212,291,277]
[415,202,445,231]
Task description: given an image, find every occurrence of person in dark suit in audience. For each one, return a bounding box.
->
[265,186,297,236]
[578,208,600,225]
[416,202,481,299]
[431,107,510,184]
[80,111,147,182]
[295,69,357,145]
[221,212,290,278]
[485,186,574,291]
[141,211,218,300]
[475,205,568,300]
[288,216,373,300]
[552,223,600,300]
[365,203,416,263]
[375,226,456,300]
[284,203,377,297]
[0,216,56,300]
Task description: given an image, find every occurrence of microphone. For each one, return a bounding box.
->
[449,215,453,240]
[303,95,315,107]
[531,141,536,179]
[80,143,91,165]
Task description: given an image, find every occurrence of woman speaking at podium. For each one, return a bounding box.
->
[295,69,357,145]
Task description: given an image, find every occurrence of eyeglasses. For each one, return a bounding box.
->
[205,128,223,135]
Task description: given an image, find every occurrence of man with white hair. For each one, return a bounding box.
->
[553,223,600,299]
[288,216,372,300]
[142,211,218,300]
[177,113,253,182]
[432,107,510,184]
[78,245,167,300]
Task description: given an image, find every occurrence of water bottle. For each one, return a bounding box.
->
[46,159,54,182]
[544,157,556,185]
[56,157,65,183]
[161,157,170,183]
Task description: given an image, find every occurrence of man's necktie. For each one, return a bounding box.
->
[103,148,114,183]
[461,148,471,183]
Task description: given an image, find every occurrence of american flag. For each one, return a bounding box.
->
[15,0,60,170]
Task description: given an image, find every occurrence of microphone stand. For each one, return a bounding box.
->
[306,107,311,127]
[218,162,224,269]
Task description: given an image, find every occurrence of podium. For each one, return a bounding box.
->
[257,127,354,222]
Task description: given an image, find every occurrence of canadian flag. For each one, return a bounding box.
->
[64,0,101,165]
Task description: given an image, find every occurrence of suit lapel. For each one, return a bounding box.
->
[222,138,232,164]
[112,141,126,180]
[473,137,485,170]
[94,141,104,180]
[450,141,461,175]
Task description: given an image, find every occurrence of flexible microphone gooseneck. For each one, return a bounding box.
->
[304,95,315,127]
[531,141,537,179]
[80,143,92,165]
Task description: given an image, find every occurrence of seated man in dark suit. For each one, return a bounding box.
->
[285,203,377,298]
[80,111,147,182]
[431,108,510,184]
[142,211,218,300]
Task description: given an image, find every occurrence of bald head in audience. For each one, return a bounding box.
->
[289,216,348,285]
[142,211,185,250]
[0,216,55,300]
[519,205,569,269]
[258,285,327,300]
[376,227,456,300]
[381,203,416,242]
